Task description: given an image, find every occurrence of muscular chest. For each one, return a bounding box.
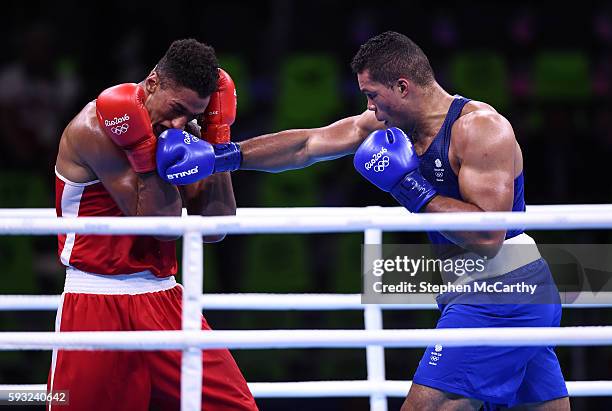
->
[414,135,461,177]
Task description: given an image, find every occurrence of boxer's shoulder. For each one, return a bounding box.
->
[64,101,118,152]
[58,100,127,180]
[67,101,103,138]
[446,101,516,170]
[56,102,102,182]
[451,101,514,151]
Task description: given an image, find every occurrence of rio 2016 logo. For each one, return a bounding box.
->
[364,147,389,172]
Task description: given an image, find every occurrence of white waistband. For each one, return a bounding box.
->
[64,267,177,295]
[443,233,541,284]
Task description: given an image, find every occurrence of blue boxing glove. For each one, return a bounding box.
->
[156,129,242,185]
[353,127,437,213]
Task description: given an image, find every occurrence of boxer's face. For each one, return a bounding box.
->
[145,74,210,136]
[358,70,410,130]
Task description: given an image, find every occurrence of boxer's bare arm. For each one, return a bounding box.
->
[423,111,516,256]
[56,102,183,218]
[179,122,236,243]
[239,110,383,172]
[180,173,235,243]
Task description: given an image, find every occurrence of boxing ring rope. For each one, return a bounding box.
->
[2,206,612,410]
[2,293,612,311]
[7,205,612,237]
[3,380,612,398]
[1,326,612,350]
[4,204,612,218]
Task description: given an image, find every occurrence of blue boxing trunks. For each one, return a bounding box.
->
[412,258,568,409]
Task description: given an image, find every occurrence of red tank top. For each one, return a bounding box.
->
[55,169,177,277]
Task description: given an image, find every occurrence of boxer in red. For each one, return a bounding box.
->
[50,39,257,410]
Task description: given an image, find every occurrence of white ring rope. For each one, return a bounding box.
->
[5,205,612,236]
[2,294,612,311]
[0,327,610,351]
[3,205,612,405]
[1,380,610,398]
[248,380,612,398]
[3,204,612,218]
[0,380,612,400]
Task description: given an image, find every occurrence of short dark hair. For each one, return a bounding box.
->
[156,39,219,98]
[351,31,434,88]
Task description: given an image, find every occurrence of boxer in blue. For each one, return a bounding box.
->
[157,31,570,410]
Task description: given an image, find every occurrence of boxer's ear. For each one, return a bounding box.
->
[397,78,410,97]
[145,70,160,94]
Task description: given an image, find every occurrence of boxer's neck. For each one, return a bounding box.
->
[410,84,454,145]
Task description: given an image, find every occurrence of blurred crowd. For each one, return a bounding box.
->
[0,2,611,410]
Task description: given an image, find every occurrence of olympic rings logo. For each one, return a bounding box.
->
[373,156,390,172]
[110,123,129,135]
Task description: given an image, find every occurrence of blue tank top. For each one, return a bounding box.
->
[414,95,526,245]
